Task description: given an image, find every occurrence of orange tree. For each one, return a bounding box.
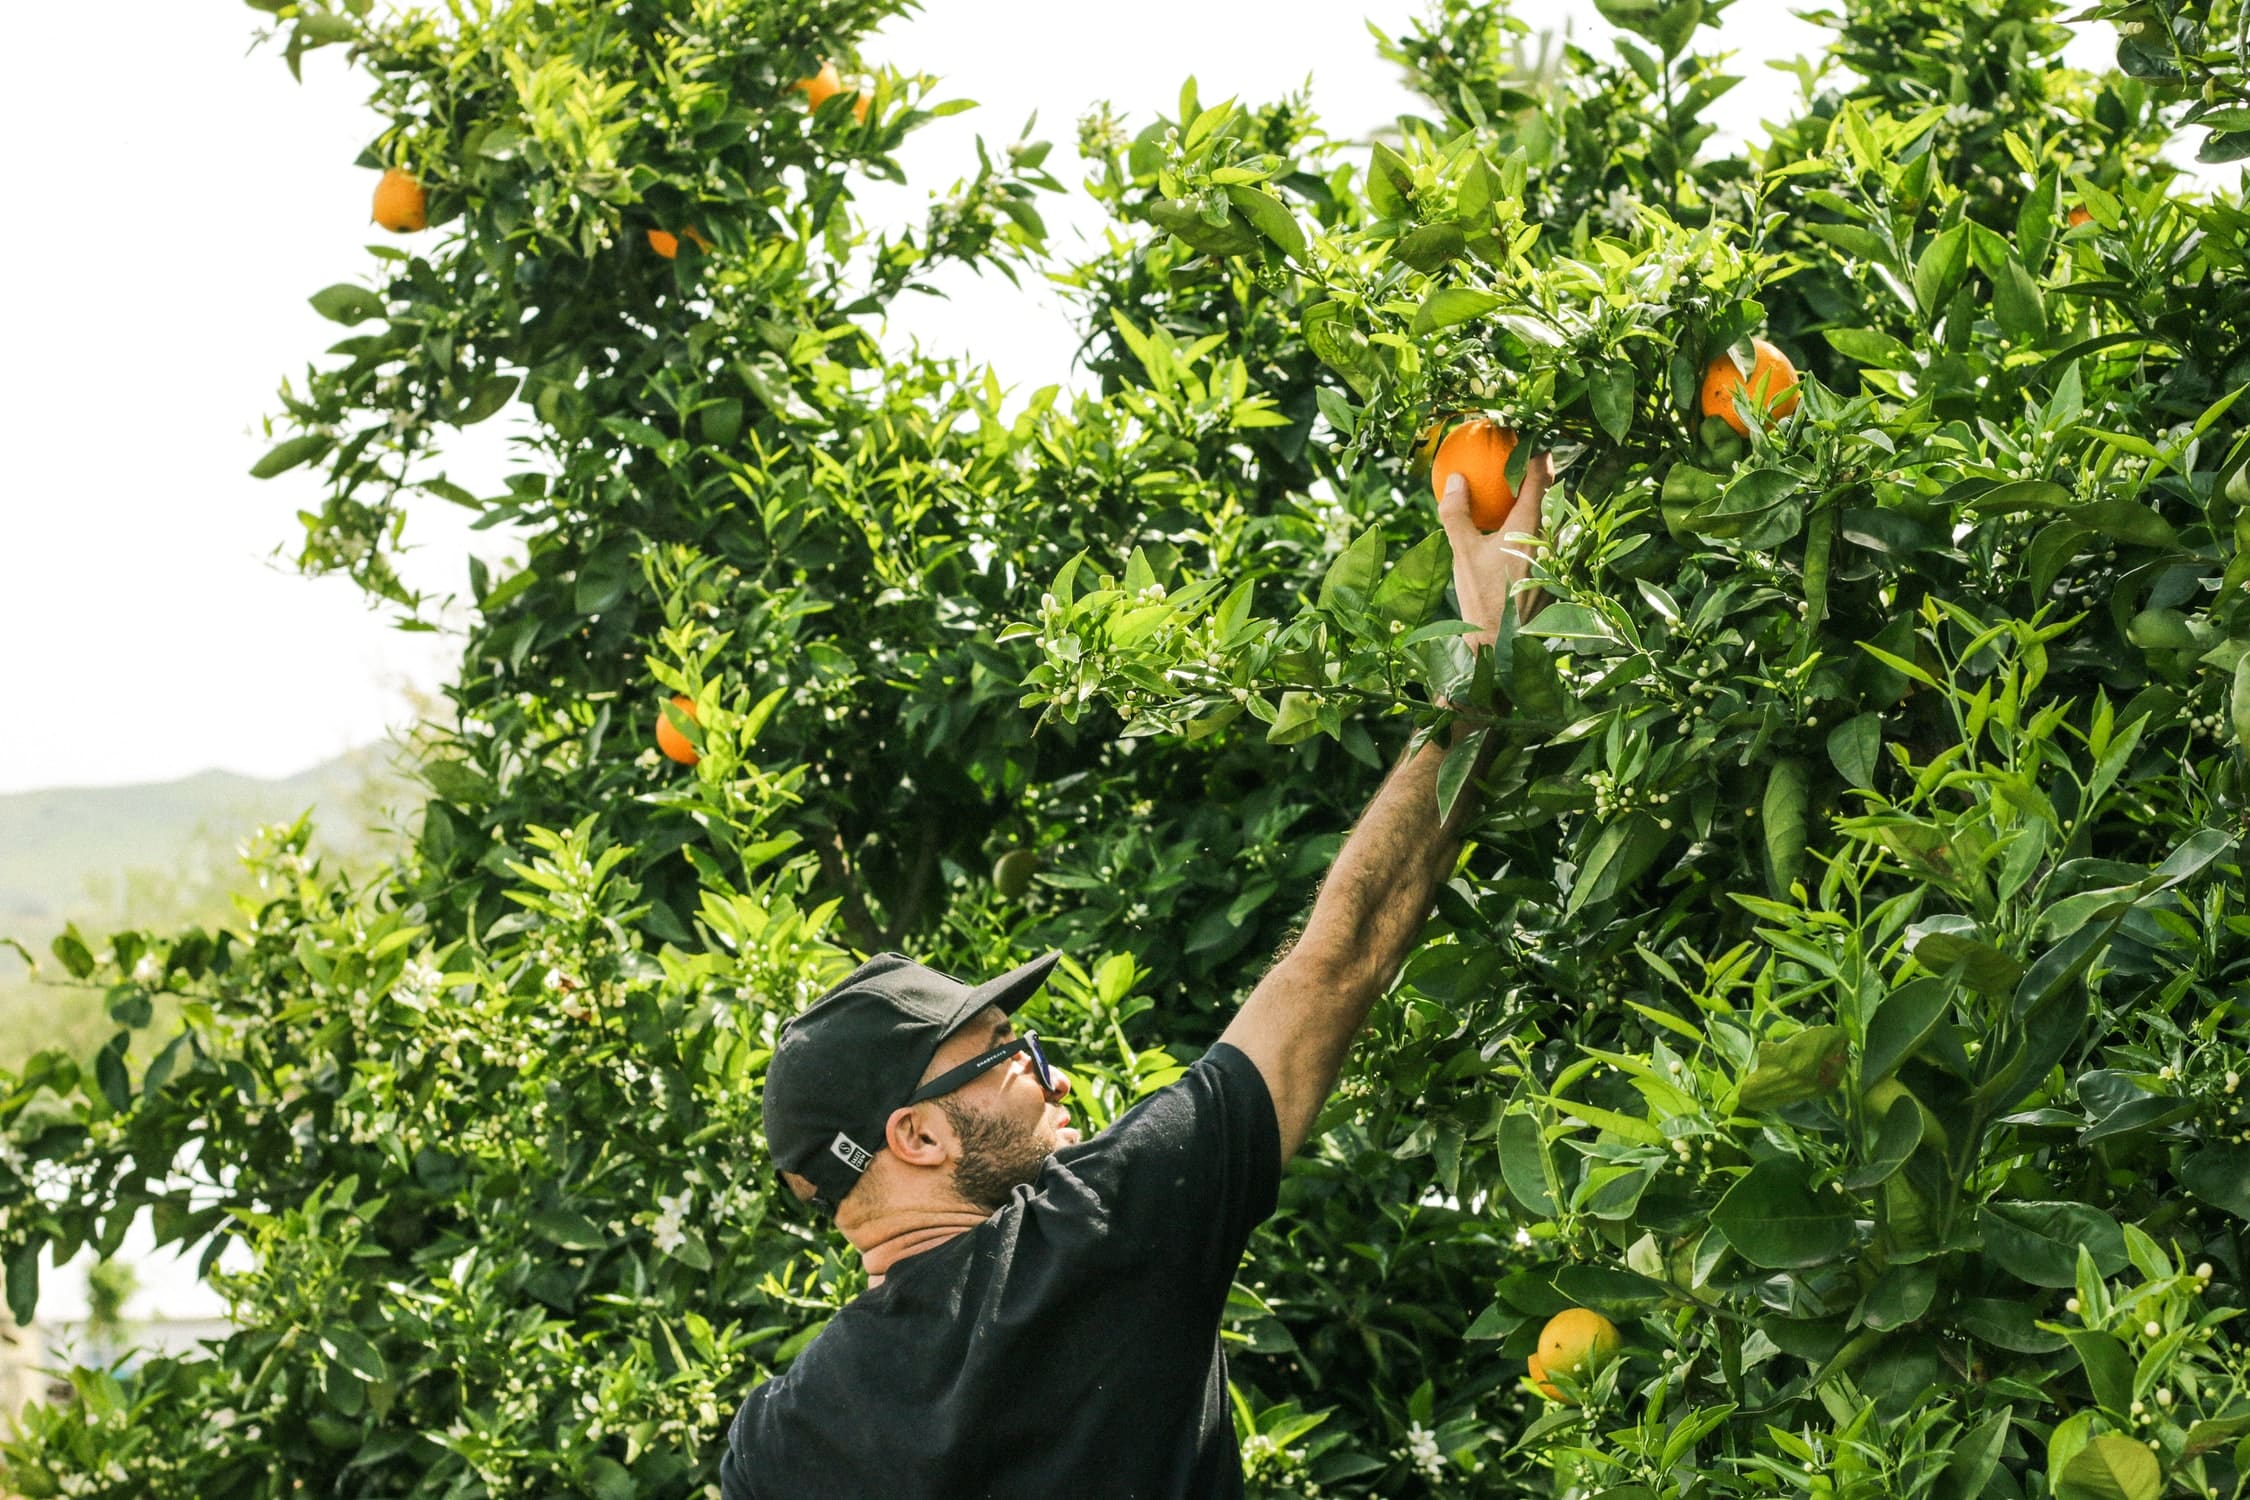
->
[4,0,2250,1496]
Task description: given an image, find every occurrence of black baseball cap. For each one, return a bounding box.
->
[762,950,1062,1212]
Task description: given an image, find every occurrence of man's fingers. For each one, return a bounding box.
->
[1436,472,1482,551]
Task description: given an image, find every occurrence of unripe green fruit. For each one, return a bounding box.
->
[992,849,1040,900]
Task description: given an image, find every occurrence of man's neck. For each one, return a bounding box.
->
[849,1207,992,1284]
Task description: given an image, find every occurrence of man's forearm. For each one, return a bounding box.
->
[1291,720,1496,994]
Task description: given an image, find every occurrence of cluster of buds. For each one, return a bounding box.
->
[1586,768,1674,829]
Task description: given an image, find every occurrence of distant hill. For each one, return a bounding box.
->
[0,749,413,936]
[0,749,417,1071]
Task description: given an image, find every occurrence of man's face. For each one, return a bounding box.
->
[917,1006,1078,1211]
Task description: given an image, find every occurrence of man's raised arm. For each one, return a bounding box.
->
[1219,458,1550,1161]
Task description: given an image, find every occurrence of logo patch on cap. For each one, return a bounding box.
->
[829,1132,873,1174]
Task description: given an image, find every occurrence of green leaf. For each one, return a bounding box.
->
[529,1207,607,1251]
[1393,222,1466,272]
[1737,1024,1848,1111]
[1146,200,1259,256]
[2180,1143,2250,1218]
[1905,915,2022,998]
[1370,532,1450,628]
[1913,225,1970,325]
[582,1457,636,1500]
[1824,327,1916,369]
[1435,727,1487,824]
[6,1238,40,1327]
[1565,813,1667,917]
[1711,1158,1856,1268]
[1589,361,1635,443]
[574,543,636,617]
[455,374,518,426]
[1858,1261,1937,1332]
[1953,1296,2066,1353]
[1317,529,1385,614]
[1992,256,2047,341]
[1593,0,1706,58]
[2054,1434,2161,1500]
[1551,1263,1674,1312]
[309,283,386,325]
[1825,712,1881,788]
[1367,142,1413,219]
[1266,691,1321,746]
[250,433,335,479]
[1760,757,1810,898]
[51,930,95,979]
[1936,1410,2012,1500]
[1410,287,1503,336]
[1978,1201,2127,1287]
[1222,184,1305,262]
[320,1325,389,1384]
[1498,1108,1556,1215]
[1303,304,1377,397]
[2232,652,2250,751]
[1841,1092,1924,1190]
[1508,635,1568,718]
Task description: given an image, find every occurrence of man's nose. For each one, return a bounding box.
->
[1040,1065,1072,1102]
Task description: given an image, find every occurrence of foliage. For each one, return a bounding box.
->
[4,0,2250,1496]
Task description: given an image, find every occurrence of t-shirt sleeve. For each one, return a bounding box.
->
[1046,1040,1281,1282]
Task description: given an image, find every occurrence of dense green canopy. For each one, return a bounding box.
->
[4,0,2248,1495]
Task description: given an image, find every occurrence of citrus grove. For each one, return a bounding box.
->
[4,0,2249,1496]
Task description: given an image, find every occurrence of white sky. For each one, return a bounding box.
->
[0,2,2186,799]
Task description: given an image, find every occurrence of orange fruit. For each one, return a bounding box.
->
[1536,1308,1620,1390]
[2067,206,2093,228]
[1700,337,1800,437]
[1429,419,1520,531]
[656,696,702,766]
[372,168,427,234]
[795,61,868,121]
[647,227,712,259]
[1526,1350,1563,1402]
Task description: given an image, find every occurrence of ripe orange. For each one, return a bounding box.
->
[647,227,712,259]
[1429,419,1520,531]
[372,168,427,234]
[656,696,701,766]
[1700,337,1799,437]
[795,61,869,121]
[1525,1350,1563,1402]
[1537,1308,1620,1390]
[2067,206,2093,228]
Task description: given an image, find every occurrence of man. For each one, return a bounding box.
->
[719,461,1550,1496]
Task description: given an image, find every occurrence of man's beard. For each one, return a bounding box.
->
[939,1097,1057,1212]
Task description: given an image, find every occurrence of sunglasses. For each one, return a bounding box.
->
[906,1031,1057,1105]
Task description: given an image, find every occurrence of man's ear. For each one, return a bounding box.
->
[883,1103,954,1167]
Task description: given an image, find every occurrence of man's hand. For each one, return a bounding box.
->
[1437,456,1550,649]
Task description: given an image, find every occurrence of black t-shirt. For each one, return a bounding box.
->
[719,1041,1282,1499]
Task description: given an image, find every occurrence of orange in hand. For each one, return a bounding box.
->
[656,696,702,766]
[1429,419,1520,531]
[1700,338,1799,437]
[372,168,427,234]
